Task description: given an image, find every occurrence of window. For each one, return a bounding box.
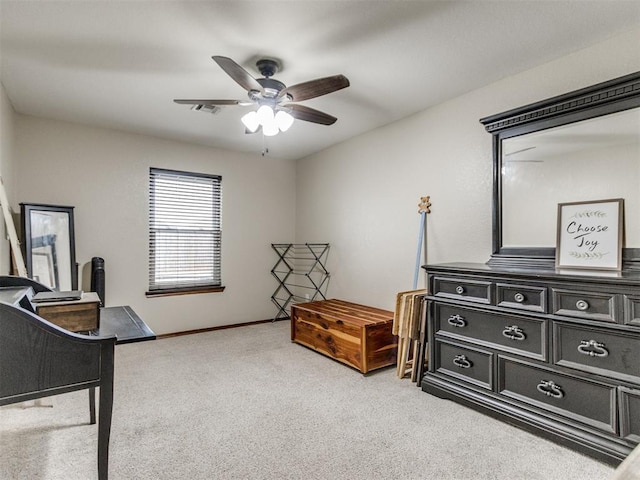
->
[147,168,223,296]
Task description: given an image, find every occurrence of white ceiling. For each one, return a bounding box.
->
[1,1,639,160]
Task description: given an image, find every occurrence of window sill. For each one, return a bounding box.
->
[145,286,225,298]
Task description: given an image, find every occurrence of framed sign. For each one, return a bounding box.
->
[556,198,624,270]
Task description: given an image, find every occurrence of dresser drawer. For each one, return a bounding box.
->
[434,304,547,361]
[623,295,640,327]
[433,339,493,390]
[553,322,640,384]
[619,387,640,443]
[432,276,492,304]
[499,357,617,434]
[497,283,546,313]
[552,287,619,323]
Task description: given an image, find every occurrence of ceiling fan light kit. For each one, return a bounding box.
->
[242,106,294,136]
[174,55,349,143]
[275,110,294,131]
[241,110,260,133]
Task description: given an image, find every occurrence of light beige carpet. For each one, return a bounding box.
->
[0,320,615,479]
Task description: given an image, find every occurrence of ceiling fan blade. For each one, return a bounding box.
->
[279,75,349,102]
[174,99,246,106]
[287,104,337,125]
[505,146,536,156]
[212,56,264,94]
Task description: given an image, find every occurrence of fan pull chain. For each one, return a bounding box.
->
[261,132,269,157]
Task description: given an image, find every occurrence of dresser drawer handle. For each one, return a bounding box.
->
[514,293,525,303]
[455,286,465,295]
[575,300,589,311]
[447,314,467,328]
[577,340,609,358]
[453,354,472,369]
[536,380,564,399]
[502,325,526,341]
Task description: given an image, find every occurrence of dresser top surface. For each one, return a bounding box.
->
[424,262,640,286]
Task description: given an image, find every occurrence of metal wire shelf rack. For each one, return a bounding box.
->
[270,243,330,320]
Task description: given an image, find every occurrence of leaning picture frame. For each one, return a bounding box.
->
[556,198,624,271]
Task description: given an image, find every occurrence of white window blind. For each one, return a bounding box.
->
[148,168,222,293]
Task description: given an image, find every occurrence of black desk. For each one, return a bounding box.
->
[94,306,155,344]
[0,285,155,344]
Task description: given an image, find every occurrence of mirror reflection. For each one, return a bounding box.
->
[21,204,76,291]
[501,107,640,249]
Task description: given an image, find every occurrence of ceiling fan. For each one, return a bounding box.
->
[174,56,350,135]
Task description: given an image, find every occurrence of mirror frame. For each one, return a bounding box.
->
[20,203,78,290]
[480,71,640,270]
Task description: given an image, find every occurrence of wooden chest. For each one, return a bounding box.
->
[291,299,397,374]
[35,292,101,332]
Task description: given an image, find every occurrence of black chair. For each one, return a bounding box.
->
[0,300,116,479]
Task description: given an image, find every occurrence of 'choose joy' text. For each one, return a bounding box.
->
[566,222,608,251]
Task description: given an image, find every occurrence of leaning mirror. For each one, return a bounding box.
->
[21,203,77,291]
[481,71,640,269]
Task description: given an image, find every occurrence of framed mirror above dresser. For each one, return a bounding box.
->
[482,71,640,269]
[421,72,640,465]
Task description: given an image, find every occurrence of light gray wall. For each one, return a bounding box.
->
[295,27,640,312]
[14,117,296,334]
[0,82,16,275]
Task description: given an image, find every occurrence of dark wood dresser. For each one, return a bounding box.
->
[422,262,640,464]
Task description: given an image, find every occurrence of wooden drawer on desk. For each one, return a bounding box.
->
[553,322,640,384]
[434,304,547,361]
[36,293,100,332]
[499,357,617,434]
